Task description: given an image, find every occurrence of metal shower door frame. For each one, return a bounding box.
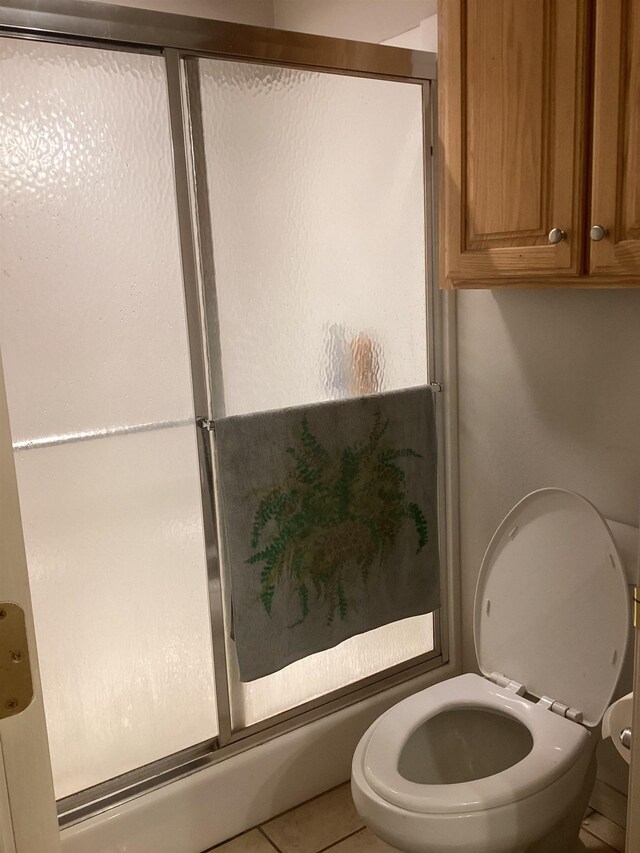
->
[174,54,444,745]
[0,0,455,830]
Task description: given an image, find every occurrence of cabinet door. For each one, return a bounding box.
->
[439,0,589,287]
[590,0,640,279]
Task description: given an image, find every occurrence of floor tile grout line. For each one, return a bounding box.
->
[314,826,367,852]
[257,821,365,853]
[260,780,352,830]
[203,824,280,852]
[580,826,621,853]
[581,814,626,852]
[257,825,285,853]
[205,781,355,851]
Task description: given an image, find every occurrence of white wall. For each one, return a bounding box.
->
[382,14,437,51]
[457,289,640,668]
[457,288,640,804]
[274,0,436,43]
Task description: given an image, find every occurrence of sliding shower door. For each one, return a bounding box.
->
[0,37,217,799]
[187,58,436,730]
[0,4,442,826]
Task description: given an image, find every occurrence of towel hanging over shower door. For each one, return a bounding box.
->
[213,385,440,682]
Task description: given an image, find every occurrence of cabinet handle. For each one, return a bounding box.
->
[548,228,567,244]
[590,225,608,242]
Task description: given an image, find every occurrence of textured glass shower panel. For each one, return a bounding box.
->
[196,60,432,727]
[196,59,428,416]
[12,429,216,798]
[0,38,216,798]
[0,42,194,441]
[232,614,434,726]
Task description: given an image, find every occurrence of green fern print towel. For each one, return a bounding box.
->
[213,386,440,682]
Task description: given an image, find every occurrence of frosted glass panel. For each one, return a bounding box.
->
[196,59,433,726]
[13,428,215,798]
[0,39,193,441]
[233,615,434,724]
[0,38,216,797]
[197,59,428,417]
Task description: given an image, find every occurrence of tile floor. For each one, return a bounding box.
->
[205,783,626,853]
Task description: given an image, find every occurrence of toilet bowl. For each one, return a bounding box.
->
[351,489,630,853]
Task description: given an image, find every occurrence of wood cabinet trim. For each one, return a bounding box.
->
[444,275,640,290]
[590,0,640,277]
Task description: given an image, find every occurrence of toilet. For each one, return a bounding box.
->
[351,488,631,853]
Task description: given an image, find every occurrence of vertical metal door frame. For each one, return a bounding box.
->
[423,79,449,668]
[164,48,233,746]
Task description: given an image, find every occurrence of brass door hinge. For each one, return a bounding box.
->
[634,587,640,630]
[0,602,33,720]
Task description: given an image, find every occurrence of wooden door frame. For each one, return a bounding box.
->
[0,347,59,852]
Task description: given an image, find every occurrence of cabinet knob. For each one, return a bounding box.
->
[590,224,608,241]
[548,228,567,244]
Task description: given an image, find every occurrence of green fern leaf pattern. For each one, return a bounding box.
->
[337,580,348,621]
[298,583,310,620]
[408,501,429,553]
[379,448,422,461]
[261,584,275,615]
[300,416,329,464]
[247,408,429,625]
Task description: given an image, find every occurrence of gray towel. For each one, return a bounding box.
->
[213,386,440,682]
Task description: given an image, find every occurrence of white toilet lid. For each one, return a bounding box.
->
[474,489,630,727]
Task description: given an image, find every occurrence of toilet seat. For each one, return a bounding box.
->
[474,488,629,727]
[363,673,589,815]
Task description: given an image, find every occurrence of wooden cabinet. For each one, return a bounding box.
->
[590,0,640,278]
[439,0,640,288]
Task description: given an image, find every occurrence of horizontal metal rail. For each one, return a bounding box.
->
[0,0,437,82]
[12,417,192,451]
